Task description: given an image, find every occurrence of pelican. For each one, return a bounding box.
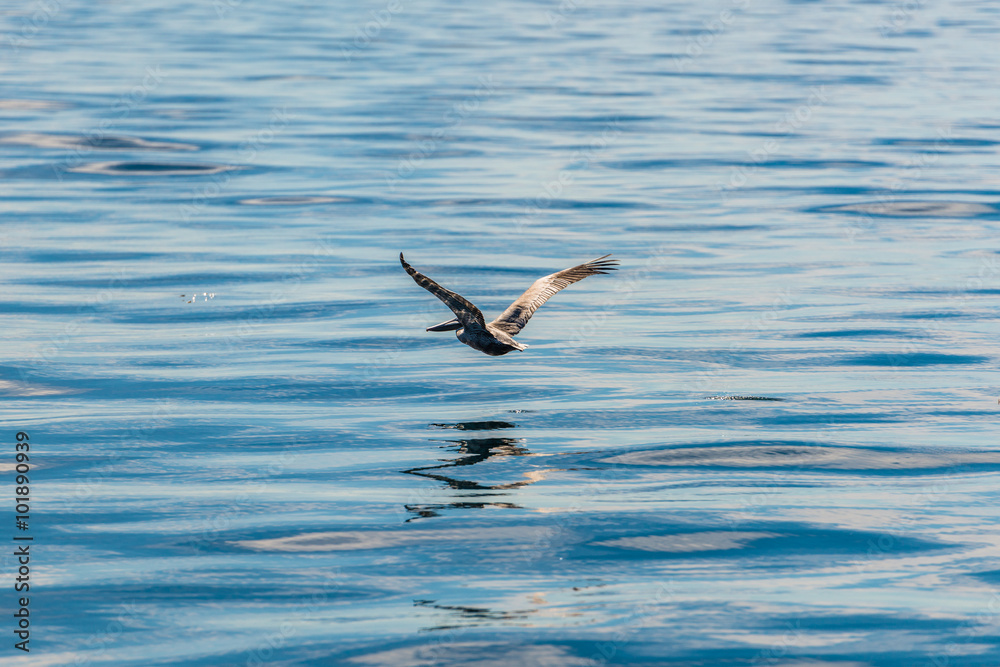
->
[399,253,619,356]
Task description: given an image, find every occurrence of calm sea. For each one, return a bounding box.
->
[3,0,1000,665]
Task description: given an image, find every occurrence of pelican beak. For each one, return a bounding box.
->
[426,318,462,332]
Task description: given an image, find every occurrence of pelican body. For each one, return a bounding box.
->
[399,253,618,356]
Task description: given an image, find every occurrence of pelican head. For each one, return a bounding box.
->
[427,317,462,332]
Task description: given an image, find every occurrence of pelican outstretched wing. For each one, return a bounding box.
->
[400,253,486,330]
[490,254,619,335]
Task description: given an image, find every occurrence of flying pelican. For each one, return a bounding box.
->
[399,253,619,356]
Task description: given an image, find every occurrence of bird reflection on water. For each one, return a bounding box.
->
[413,599,538,630]
[401,419,545,521]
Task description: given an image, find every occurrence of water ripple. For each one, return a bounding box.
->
[815,200,998,218]
[603,442,1000,473]
[0,132,198,151]
[238,195,357,205]
[69,161,238,176]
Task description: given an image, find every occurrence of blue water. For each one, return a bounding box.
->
[3,0,1000,665]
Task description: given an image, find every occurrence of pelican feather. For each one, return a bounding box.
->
[490,254,619,336]
[399,253,487,331]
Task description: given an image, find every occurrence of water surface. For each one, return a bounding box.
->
[3,0,1000,665]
